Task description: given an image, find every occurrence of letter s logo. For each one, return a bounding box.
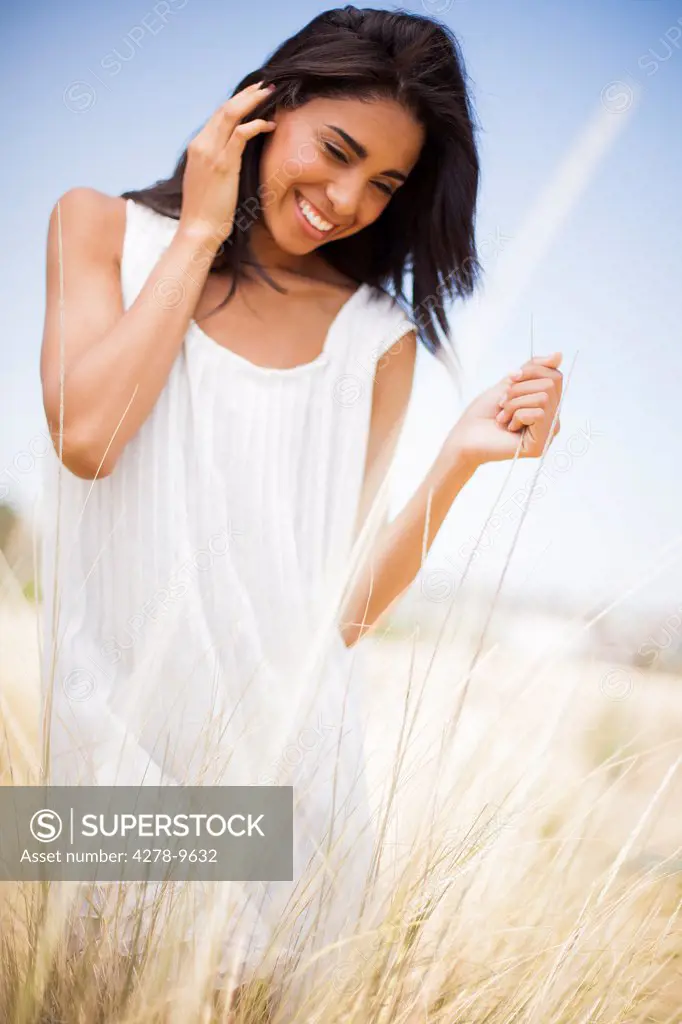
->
[30,809,63,843]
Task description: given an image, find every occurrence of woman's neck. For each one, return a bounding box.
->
[246,220,327,280]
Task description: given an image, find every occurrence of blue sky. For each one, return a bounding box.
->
[1,0,681,610]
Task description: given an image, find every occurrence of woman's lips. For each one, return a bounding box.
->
[294,191,336,238]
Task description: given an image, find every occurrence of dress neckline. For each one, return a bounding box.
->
[126,197,371,378]
[189,281,371,377]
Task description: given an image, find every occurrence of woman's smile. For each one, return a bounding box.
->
[293,190,339,238]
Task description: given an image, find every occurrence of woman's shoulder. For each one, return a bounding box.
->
[50,188,127,229]
[48,188,128,266]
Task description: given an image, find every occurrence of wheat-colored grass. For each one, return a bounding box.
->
[1,544,681,1023]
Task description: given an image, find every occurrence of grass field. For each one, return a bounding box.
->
[1,580,681,1022]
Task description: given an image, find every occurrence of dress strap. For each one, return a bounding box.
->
[352,286,418,369]
[120,199,180,310]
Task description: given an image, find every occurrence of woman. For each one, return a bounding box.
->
[38,3,562,1001]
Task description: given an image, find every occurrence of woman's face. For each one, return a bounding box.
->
[258,95,425,254]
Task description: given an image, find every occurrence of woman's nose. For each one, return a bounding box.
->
[325,180,363,219]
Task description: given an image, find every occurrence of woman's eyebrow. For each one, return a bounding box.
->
[324,124,408,182]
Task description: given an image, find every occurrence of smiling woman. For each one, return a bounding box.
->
[260,98,424,249]
[38,3,562,1011]
[118,6,482,355]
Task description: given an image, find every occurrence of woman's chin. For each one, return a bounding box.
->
[275,229,320,255]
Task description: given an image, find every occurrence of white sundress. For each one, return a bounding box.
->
[38,198,417,986]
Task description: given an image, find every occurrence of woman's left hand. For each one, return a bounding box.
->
[448,352,563,465]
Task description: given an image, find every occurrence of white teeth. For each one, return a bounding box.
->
[297,195,334,232]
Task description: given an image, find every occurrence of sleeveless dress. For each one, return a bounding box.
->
[38,198,417,984]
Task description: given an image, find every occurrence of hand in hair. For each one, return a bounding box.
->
[180,81,277,244]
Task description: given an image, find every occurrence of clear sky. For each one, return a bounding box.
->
[1,0,681,611]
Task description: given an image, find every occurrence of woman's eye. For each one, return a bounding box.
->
[323,141,348,163]
[322,141,395,197]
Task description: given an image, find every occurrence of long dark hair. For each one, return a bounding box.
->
[121,5,482,356]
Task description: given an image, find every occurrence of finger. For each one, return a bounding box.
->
[508,408,545,432]
[227,118,277,151]
[497,391,551,423]
[498,378,557,405]
[530,351,562,369]
[207,85,276,145]
[510,364,563,385]
[216,82,275,118]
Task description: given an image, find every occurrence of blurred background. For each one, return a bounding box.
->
[1,0,681,670]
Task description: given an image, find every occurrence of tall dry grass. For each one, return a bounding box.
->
[1,534,681,1022]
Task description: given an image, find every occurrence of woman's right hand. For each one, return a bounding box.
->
[179,81,277,244]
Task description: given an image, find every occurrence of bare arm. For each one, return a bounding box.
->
[40,187,221,479]
[41,83,277,479]
[338,345,565,647]
[340,435,478,648]
[339,329,479,647]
